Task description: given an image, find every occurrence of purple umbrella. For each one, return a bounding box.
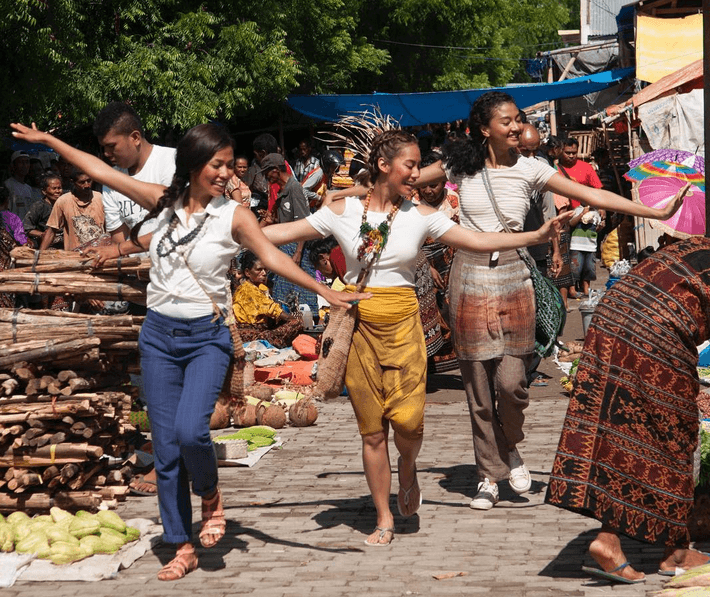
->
[629,149,704,174]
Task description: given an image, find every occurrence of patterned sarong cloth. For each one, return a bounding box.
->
[422,238,459,373]
[270,241,319,314]
[546,236,710,547]
[449,249,534,361]
[235,318,303,349]
[345,287,427,439]
[414,250,443,358]
[547,229,573,289]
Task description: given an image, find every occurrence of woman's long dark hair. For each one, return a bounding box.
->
[130,123,235,244]
[443,91,517,177]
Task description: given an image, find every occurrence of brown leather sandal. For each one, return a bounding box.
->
[157,545,198,581]
[199,487,226,548]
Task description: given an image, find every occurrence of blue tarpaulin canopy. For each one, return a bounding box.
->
[287,68,634,126]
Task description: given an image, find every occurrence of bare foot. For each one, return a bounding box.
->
[588,531,645,582]
[659,547,710,574]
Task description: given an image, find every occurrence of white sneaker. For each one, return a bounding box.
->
[508,449,532,495]
[470,478,499,510]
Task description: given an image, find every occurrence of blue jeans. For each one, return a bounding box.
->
[569,249,597,284]
[139,309,232,543]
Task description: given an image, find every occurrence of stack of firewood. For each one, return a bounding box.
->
[5,246,149,302]
[0,307,145,512]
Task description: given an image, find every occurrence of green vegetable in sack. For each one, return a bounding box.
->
[248,435,276,450]
[50,507,73,524]
[124,526,140,542]
[96,510,126,533]
[79,534,102,555]
[16,533,51,558]
[12,521,33,542]
[49,540,86,561]
[69,516,100,538]
[46,526,80,546]
[95,531,124,553]
[0,523,14,552]
[247,425,276,438]
[100,527,128,545]
[7,511,31,526]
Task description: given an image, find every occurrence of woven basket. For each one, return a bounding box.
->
[213,438,248,460]
[314,304,358,398]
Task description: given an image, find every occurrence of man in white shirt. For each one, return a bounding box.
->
[4,151,37,220]
[92,102,175,243]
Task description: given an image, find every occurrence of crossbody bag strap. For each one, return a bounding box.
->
[557,164,572,180]
[172,213,227,323]
[480,166,535,270]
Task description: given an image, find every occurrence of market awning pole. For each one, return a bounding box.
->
[705,0,709,237]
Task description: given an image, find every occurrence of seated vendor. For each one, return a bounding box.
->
[232,250,303,348]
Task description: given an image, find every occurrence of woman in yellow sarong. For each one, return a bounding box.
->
[263,130,570,546]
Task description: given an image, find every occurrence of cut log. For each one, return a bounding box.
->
[0,338,101,368]
[57,370,78,383]
[0,490,105,512]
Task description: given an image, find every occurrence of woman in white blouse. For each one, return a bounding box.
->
[264,129,569,546]
[11,121,367,581]
[414,91,687,512]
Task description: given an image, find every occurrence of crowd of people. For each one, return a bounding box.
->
[6,90,700,584]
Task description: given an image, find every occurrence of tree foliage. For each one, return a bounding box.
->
[353,0,570,92]
[1,0,570,135]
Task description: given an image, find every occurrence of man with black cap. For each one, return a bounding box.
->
[260,153,310,228]
[260,153,319,316]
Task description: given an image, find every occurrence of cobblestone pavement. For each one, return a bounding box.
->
[6,292,678,596]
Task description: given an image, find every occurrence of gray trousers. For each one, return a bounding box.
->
[460,355,531,483]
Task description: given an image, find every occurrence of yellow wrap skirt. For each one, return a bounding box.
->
[344,286,427,439]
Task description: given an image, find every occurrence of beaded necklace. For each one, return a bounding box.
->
[356,188,402,263]
[155,211,210,258]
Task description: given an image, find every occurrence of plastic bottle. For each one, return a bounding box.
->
[299,304,314,329]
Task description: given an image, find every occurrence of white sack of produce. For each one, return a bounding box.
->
[0,516,161,587]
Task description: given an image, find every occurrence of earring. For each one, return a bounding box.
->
[481,137,488,147]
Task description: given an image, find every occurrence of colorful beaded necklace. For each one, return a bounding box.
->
[356,188,402,263]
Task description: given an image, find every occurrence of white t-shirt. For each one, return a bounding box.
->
[147,195,241,319]
[4,178,37,221]
[306,196,455,288]
[446,156,556,233]
[102,144,176,234]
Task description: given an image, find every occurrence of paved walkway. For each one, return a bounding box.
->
[6,289,677,596]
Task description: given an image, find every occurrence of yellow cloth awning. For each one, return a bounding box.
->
[636,13,702,83]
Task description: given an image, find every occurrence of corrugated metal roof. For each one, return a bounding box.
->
[588,0,630,36]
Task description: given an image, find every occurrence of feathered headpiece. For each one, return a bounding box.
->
[316,107,401,165]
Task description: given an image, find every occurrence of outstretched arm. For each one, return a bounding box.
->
[544,172,689,220]
[262,218,323,246]
[11,123,165,210]
[439,212,573,253]
[415,161,448,188]
[232,206,369,309]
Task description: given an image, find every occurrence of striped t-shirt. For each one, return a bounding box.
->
[446,155,557,233]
